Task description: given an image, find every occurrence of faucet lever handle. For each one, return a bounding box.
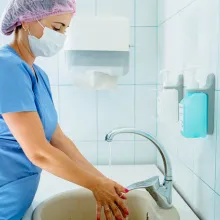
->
[126,176,160,191]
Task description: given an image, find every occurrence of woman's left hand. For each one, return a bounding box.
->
[91,177,129,220]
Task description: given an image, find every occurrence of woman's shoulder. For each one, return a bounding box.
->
[0,45,22,65]
[0,45,34,81]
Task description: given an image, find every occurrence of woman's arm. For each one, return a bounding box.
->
[2,112,99,190]
[3,112,129,219]
[50,125,105,178]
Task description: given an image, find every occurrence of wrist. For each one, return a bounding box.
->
[86,176,103,191]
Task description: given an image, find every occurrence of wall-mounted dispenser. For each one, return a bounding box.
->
[64,16,130,90]
[179,67,215,138]
[157,70,184,123]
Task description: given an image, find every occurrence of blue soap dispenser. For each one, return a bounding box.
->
[179,68,208,138]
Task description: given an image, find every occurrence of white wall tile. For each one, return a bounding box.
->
[96,0,134,26]
[135,141,157,164]
[97,141,109,165]
[2,34,14,45]
[97,86,135,141]
[98,141,135,165]
[215,193,220,220]
[193,135,216,189]
[216,92,220,195]
[36,55,59,85]
[159,0,219,88]
[192,175,215,220]
[75,0,96,15]
[173,159,194,204]
[135,27,158,84]
[0,0,9,16]
[158,0,195,25]
[74,141,98,164]
[135,85,157,140]
[158,12,185,81]
[177,137,194,171]
[58,49,73,85]
[217,142,220,195]
[197,0,219,89]
[158,0,219,218]
[59,86,97,141]
[135,0,157,26]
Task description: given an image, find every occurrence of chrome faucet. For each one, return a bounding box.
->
[105,128,173,209]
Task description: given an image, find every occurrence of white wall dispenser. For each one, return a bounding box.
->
[64,16,130,90]
[157,70,184,123]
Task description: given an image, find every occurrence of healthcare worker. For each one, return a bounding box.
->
[0,0,130,220]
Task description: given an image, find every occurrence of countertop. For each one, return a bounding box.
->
[23,165,199,220]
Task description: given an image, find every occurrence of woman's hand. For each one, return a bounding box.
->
[92,177,130,220]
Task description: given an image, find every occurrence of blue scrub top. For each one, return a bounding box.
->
[0,45,58,220]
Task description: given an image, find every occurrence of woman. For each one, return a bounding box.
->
[0,0,129,219]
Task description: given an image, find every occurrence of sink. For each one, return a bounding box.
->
[32,188,180,220]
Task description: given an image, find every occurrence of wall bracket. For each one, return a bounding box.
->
[164,74,184,104]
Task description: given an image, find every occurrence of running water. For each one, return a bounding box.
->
[108,142,112,179]
[108,142,112,167]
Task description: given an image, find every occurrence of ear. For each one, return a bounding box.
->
[21,22,29,32]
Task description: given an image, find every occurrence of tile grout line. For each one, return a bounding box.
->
[171,149,218,195]
[131,25,158,28]
[133,0,137,165]
[95,3,99,163]
[95,0,97,16]
[96,91,99,166]
[156,0,159,166]
[214,3,220,216]
[158,0,197,26]
[214,93,218,220]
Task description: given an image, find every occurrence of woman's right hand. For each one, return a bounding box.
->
[91,177,130,220]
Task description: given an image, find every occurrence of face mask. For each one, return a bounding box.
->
[28,20,67,57]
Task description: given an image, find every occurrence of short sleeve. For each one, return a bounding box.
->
[0,62,37,114]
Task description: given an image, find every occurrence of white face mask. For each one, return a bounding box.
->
[28,20,67,57]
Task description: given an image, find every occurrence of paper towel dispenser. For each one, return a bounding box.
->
[65,16,130,51]
[63,16,130,89]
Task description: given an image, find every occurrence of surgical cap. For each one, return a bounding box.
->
[1,0,76,35]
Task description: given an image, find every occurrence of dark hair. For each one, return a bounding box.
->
[15,25,22,34]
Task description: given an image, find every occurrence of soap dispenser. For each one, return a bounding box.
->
[179,67,208,138]
[157,70,179,123]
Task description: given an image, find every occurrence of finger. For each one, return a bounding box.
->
[117,203,128,219]
[115,188,127,200]
[96,202,101,220]
[115,199,129,216]
[104,205,113,220]
[110,203,123,220]
[114,182,129,194]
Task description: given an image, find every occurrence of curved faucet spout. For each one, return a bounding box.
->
[105,128,173,209]
[105,128,172,181]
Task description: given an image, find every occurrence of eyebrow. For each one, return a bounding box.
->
[53,22,69,27]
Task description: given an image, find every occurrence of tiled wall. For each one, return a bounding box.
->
[0,0,158,165]
[157,0,220,219]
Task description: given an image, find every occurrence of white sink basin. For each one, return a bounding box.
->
[32,188,180,220]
